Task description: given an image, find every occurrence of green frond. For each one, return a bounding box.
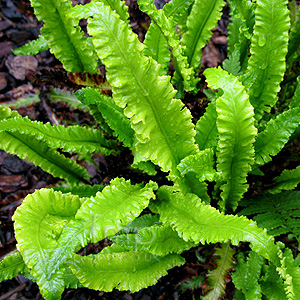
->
[203,243,235,300]
[118,214,161,234]
[63,267,83,289]
[227,0,255,71]
[11,34,48,55]
[287,4,300,64]
[1,94,40,108]
[195,99,218,151]
[68,251,185,293]
[246,0,290,120]
[181,0,225,76]
[143,24,170,76]
[239,191,300,243]
[232,251,265,299]
[174,174,211,204]
[179,275,204,291]
[288,0,299,27]
[0,115,117,156]
[0,105,20,119]
[86,3,198,178]
[277,247,300,299]
[70,0,130,24]
[155,186,278,264]
[0,131,89,184]
[131,148,157,176]
[13,189,82,299]
[260,263,287,300]
[112,224,196,256]
[57,178,157,248]
[143,0,193,75]
[289,76,300,109]
[163,0,195,23]
[49,88,88,112]
[43,179,157,298]
[177,148,216,182]
[204,67,257,211]
[0,251,82,292]
[269,166,300,194]
[12,179,157,299]
[51,184,105,198]
[31,0,98,73]
[75,88,134,148]
[222,49,243,76]
[0,252,30,281]
[138,0,195,92]
[254,108,300,166]
[73,90,113,134]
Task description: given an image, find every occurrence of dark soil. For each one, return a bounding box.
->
[0,1,235,299]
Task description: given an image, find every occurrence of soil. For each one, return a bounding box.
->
[0,1,236,299]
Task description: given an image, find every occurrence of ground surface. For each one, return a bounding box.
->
[0,1,236,299]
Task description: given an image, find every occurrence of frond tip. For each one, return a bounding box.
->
[154,186,278,264]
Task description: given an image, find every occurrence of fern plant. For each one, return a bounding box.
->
[1,0,300,299]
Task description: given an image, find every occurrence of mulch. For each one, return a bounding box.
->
[0,0,231,299]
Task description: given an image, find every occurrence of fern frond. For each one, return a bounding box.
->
[86,3,198,178]
[11,34,48,55]
[0,105,20,119]
[13,189,82,299]
[0,252,30,281]
[68,251,184,292]
[0,115,117,156]
[222,49,243,76]
[49,88,88,112]
[174,174,211,204]
[143,24,170,76]
[0,252,83,291]
[70,0,130,24]
[289,76,300,109]
[204,67,257,211]
[232,251,265,299]
[0,104,90,184]
[1,94,40,108]
[277,247,300,299]
[246,0,290,120]
[287,4,300,64]
[163,0,194,23]
[254,108,300,166]
[75,88,134,148]
[118,214,160,234]
[13,179,157,299]
[138,0,195,92]
[269,166,300,194]
[181,0,225,77]
[195,99,218,151]
[112,224,195,256]
[155,186,278,264]
[51,184,105,198]
[227,0,255,71]
[131,148,157,176]
[143,0,193,74]
[239,191,300,242]
[0,131,89,184]
[260,263,287,300]
[56,178,157,250]
[203,243,235,299]
[177,148,216,182]
[31,0,98,73]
